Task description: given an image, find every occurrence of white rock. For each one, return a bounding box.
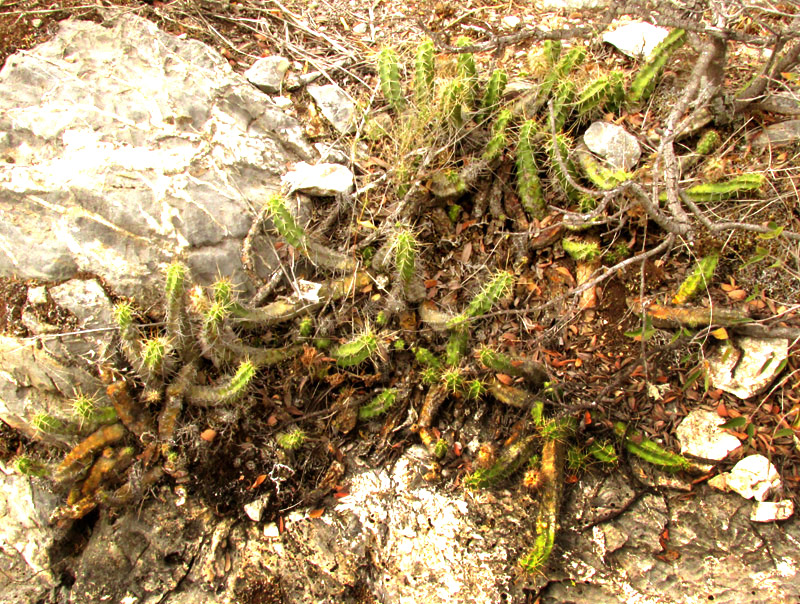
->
[583,121,641,171]
[751,499,794,523]
[307,84,356,134]
[502,16,521,29]
[272,95,293,108]
[707,337,788,399]
[713,455,781,501]
[283,162,354,196]
[245,56,290,93]
[352,22,367,34]
[675,409,741,469]
[603,22,671,59]
[27,286,48,305]
[244,495,270,522]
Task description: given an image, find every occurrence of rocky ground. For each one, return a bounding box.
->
[1,1,800,603]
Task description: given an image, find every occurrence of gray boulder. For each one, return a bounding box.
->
[583,121,641,171]
[0,14,313,308]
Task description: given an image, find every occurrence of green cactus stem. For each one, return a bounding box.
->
[574,146,633,190]
[613,422,690,471]
[266,193,306,249]
[464,432,538,489]
[672,252,719,305]
[515,120,546,219]
[695,130,721,155]
[445,326,469,367]
[478,347,549,387]
[482,109,513,162]
[334,328,379,367]
[576,75,610,116]
[665,173,766,203]
[186,359,257,407]
[561,237,601,261]
[32,413,68,435]
[449,270,514,327]
[441,79,465,128]
[358,388,398,420]
[588,440,618,464]
[456,36,479,105]
[627,29,686,105]
[414,38,436,107]
[549,132,581,201]
[14,456,49,478]
[276,428,306,451]
[518,437,565,572]
[481,69,508,119]
[378,47,405,110]
[551,80,575,132]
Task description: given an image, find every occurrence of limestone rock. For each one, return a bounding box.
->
[0,13,312,308]
[244,55,290,93]
[282,162,354,196]
[603,22,671,59]
[307,84,356,134]
[583,121,641,171]
[0,465,59,604]
[706,337,788,399]
[0,334,107,441]
[750,499,794,523]
[675,408,741,470]
[709,454,782,501]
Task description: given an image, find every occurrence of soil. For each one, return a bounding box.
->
[1,1,800,600]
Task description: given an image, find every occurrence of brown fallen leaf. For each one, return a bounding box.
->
[308,508,325,519]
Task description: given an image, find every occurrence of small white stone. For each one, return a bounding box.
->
[272,96,293,108]
[283,162,354,196]
[676,409,742,469]
[245,56,290,93]
[27,286,48,305]
[501,16,521,29]
[724,455,781,501]
[603,21,671,59]
[707,337,789,399]
[751,499,794,523]
[353,22,368,34]
[244,496,269,522]
[263,523,281,538]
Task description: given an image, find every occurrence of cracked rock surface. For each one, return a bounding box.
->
[0,13,312,307]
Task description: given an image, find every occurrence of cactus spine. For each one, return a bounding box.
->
[456,37,479,106]
[334,328,379,367]
[576,75,610,116]
[672,252,719,305]
[676,173,766,203]
[266,193,305,249]
[186,359,257,407]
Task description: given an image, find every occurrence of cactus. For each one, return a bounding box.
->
[54,423,127,482]
[413,38,435,106]
[588,440,618,464]
[614,422,690,471]
[515,120,546,219]
[414,346,442,369]
[392,225,418,284]
[377,47,405,110]
[445,327,469,367]
[575,147,633,190]
[450,270,515,327]
[481,69,508,118]
[534,46,585,112]
[212,278,235,306]
[32,413,67,435]
[334,328,379,367]
[440,79,465,127]
[186,359,257,407]
[695,130,721,155]
[549,133,581,201]
[299,317,313,337]
[442,367,465,394]
[627,29,686,105]
[359,388,398,420]
[551,80,575,132]
[605,70,626,113]
[266,193,305,249]
[478,347,548,386]
[483,109,513,161]
[456,36,479,105]
[276,428,306,451]
[14,456,49,478]
[562,237,601,261]
[165,261,191,355]
[576,75,610,116]
[672,252,719,305]
[73,394,117,427]
[464,433,538,489]
[544,39,562,66]
[142,336,171,374]
[466,379,487,400]
[673,173,766,203]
